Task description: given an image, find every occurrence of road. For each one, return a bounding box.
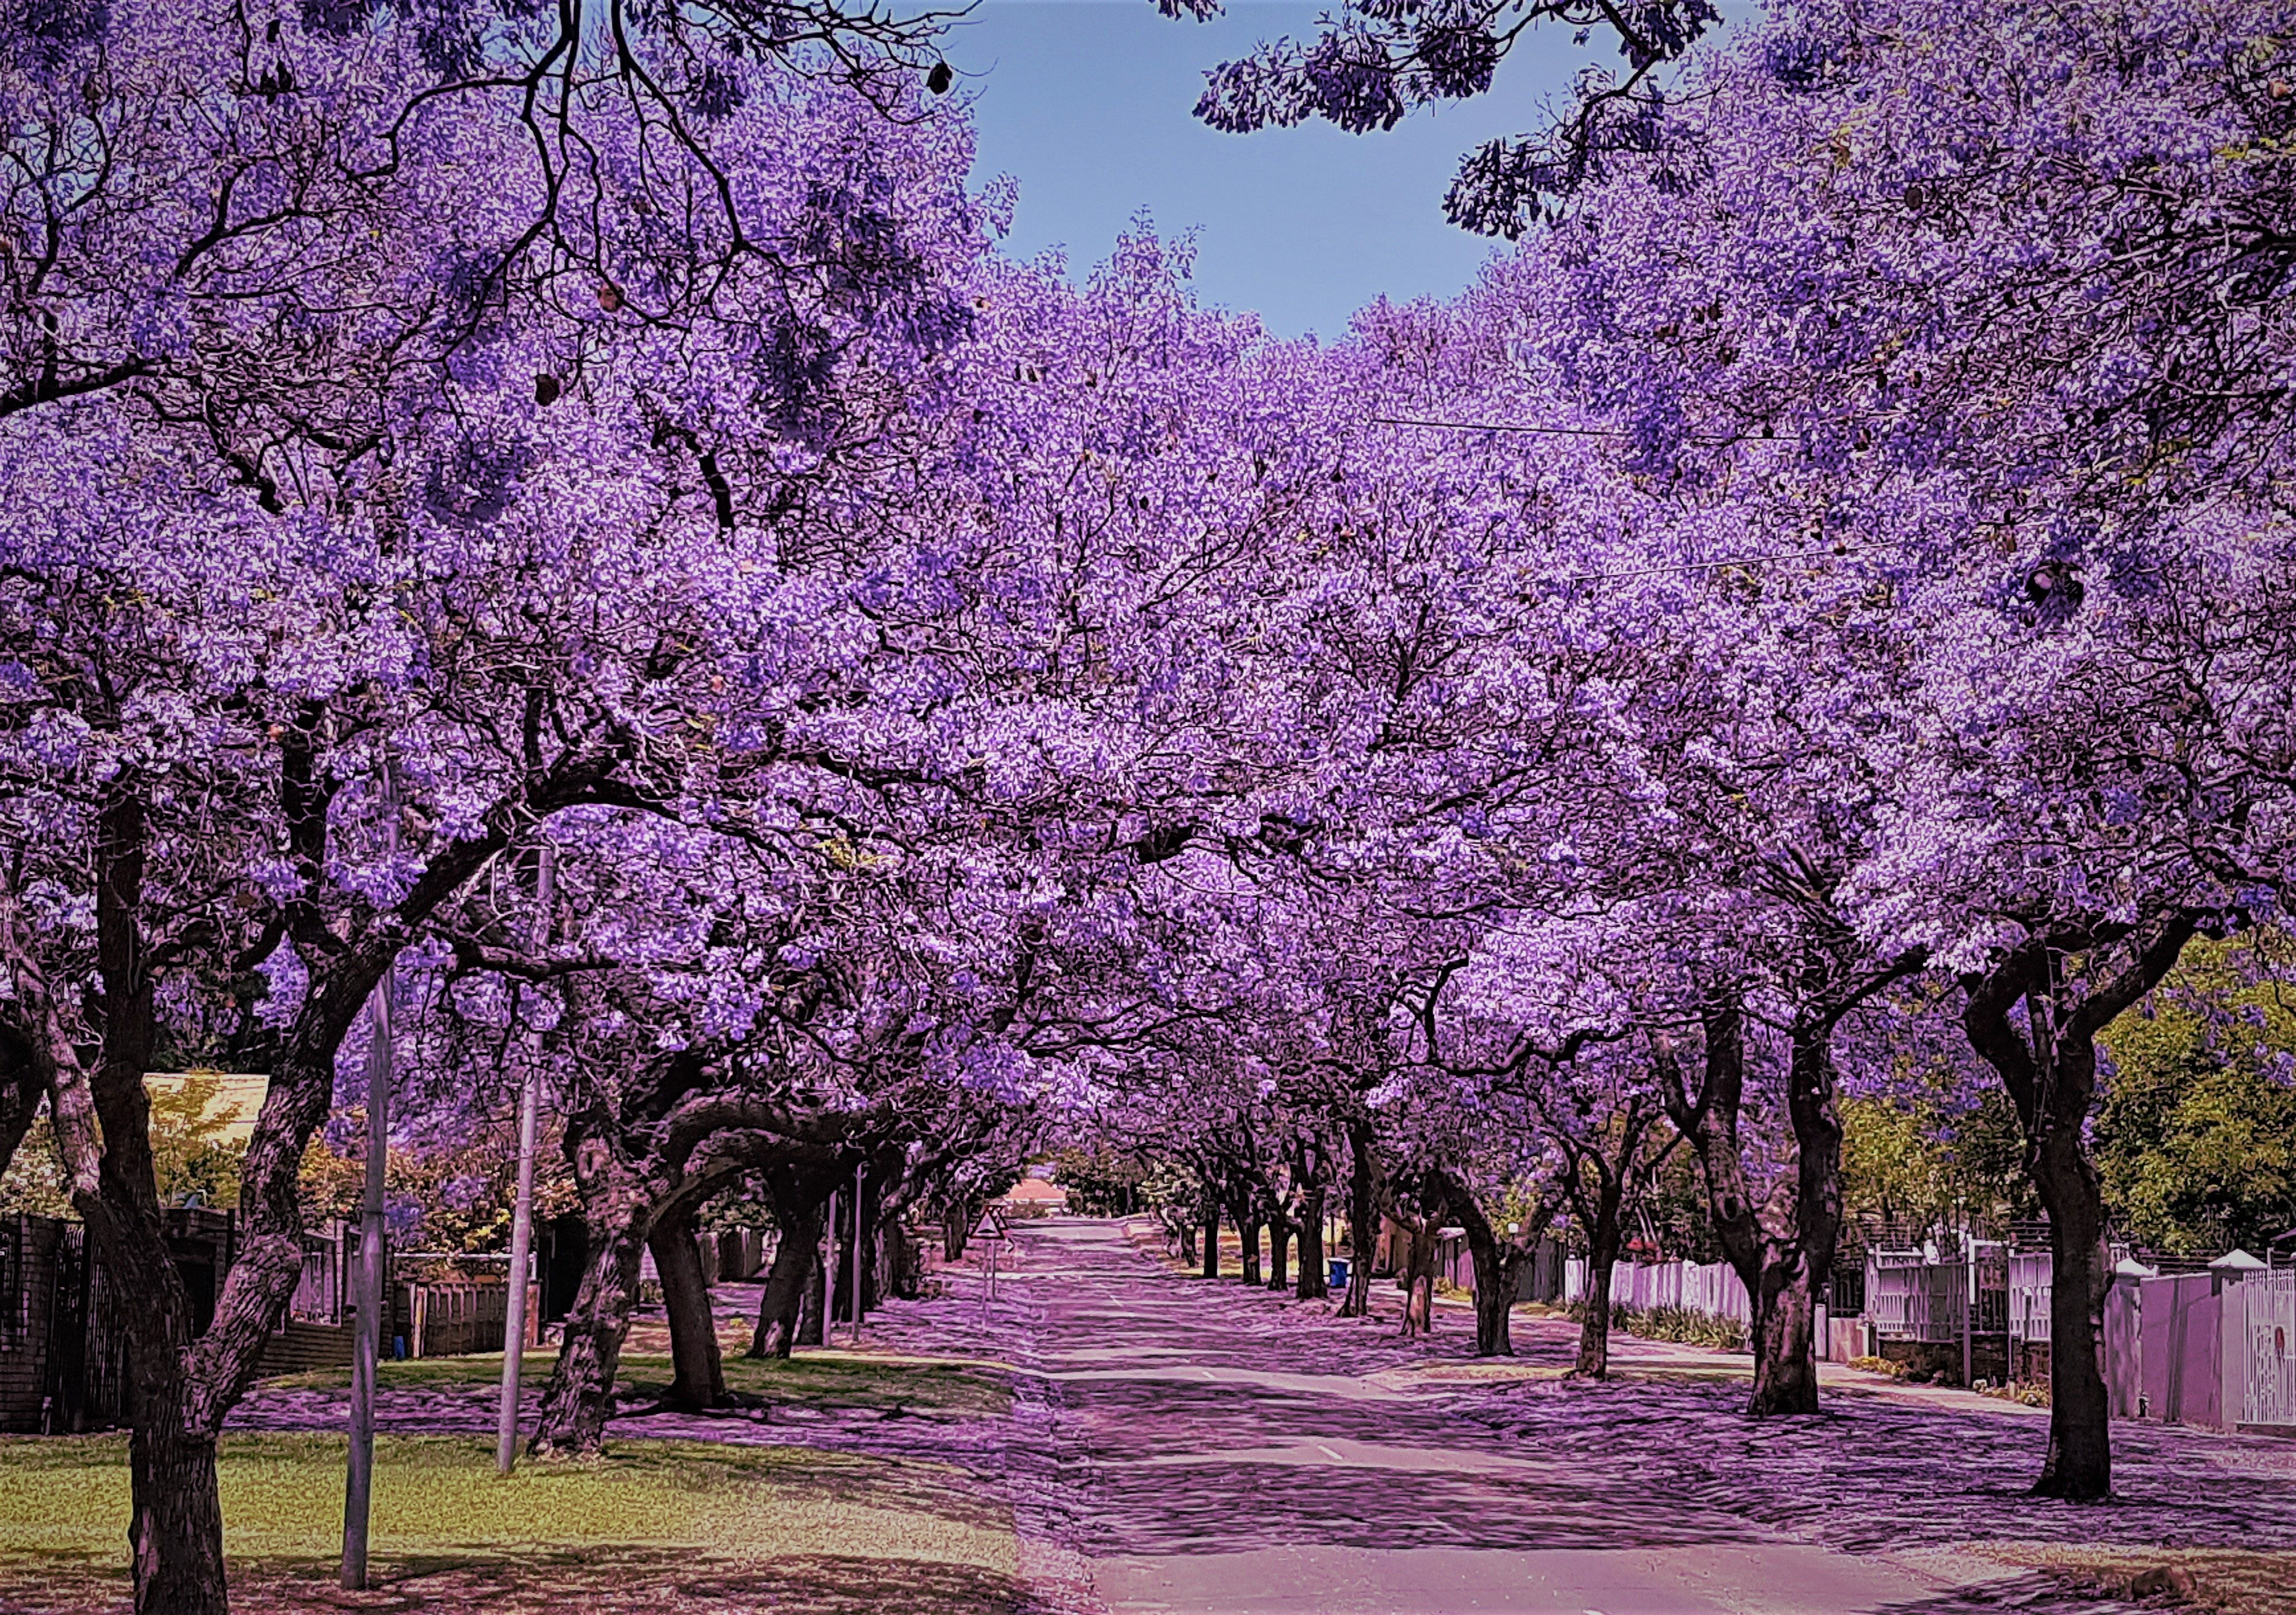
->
[995,1219,2172,1615]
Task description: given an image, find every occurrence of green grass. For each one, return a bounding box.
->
[0,1431,1019,1613]
[261,1349,1012,1418]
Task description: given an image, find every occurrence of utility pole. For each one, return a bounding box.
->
[821,1189,837,1345]
[852,1161,866,1346]
[342,769,397,1590]
[496,843,556,1474]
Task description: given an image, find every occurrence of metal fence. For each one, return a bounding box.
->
[2241,1268,2296,1428]
[2009,1251,2052,1345]
[1867,1244,2011,1347]
[1864,1258,1956,1341]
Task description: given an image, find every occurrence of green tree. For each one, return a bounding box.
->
[1839,1085,2037,1241]
[1052,1144,1148,1215]
[2096,937,2296,1257]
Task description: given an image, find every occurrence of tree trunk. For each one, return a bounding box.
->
[883,1220,920,1300]
[649,1205,726,1410]
[1398,1223,1437,1337]
[831,1196,870,1324]
[532,1201,650,1455]
[20,780,234,1614]
[1266,1214,1291,1291]
[750,1201,823,1359]
[798,1241,826,1347]
[1466,1231,1514,1357]
[1960,920,2196,1501]
[1575,1219,1620,1378]
[2032,1112,2113,1497]
[1172,1210,1197,1266]
[0,1030,39,1185]
[1201,1205,1220,1279]
[1339,1125,1376,1319]
[1749,1260,1821,1414]
[1296,1185,1327,1300]
[128,1392,227,1615]
[1239,1212,1262,1286]
[943,1200,972,1263]
[1387,1222,1441,1341]
[862,1181,889,1314]
[1657,994,1837,1415]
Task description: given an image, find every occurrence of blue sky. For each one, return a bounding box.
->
[943,2,1606,340]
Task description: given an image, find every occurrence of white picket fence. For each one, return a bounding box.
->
[1562,1257,1753,1325]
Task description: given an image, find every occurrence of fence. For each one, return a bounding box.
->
[396,1280,536,1358]
[290,1222,351,1324]
[1560,1256,1754,1325]
[2241,1268,2296,1429]
[1865,1244,2010,1342]
[1866,1252,1945,1341]
[2009,1251,2052,1345]
[636,1225,770,1295]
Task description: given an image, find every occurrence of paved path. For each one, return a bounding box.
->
[986,1219,2285,1615]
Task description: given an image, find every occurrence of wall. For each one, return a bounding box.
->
[0,1216,66,1431]
[2128,1271,2283,1432]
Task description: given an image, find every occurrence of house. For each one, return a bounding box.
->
[996,1178,1069,1214]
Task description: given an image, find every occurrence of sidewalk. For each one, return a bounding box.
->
[1109,1217,2296,1614]
[1132,1222,2060,1420]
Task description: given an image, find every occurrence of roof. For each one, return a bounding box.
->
[144,1072,269,1147]
[999,1178,1069,1205]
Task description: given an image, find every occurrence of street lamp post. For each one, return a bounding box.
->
[496,844,556,1474]
[341,767,397,1590]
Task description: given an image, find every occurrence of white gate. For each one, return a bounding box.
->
[2241,1269,2296,1429]
[2009,1252,2052,1345]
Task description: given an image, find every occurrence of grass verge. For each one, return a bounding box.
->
[261,1349,1011,1419]
[0,1431,1017,1614]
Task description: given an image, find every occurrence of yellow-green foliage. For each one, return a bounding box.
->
[2097,935,2296,1256]
[147,1074,248,1210]
[1838,1085,2033,1234]
[0,1113,71,1217]
[2,1076,250,1216]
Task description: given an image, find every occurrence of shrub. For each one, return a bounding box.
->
[1565,1299,1749,1352]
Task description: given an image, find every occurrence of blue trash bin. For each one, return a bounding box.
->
[1328,1257,1350,1291]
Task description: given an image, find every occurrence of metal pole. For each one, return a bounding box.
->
[496,846,556,1474]
[341,774,397,1590]
[822,1191,837,1345]
[852,1161,866,1346]
[1961,1231,1974,1389]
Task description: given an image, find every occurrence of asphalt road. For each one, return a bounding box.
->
[1005,1219,2135,1615]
